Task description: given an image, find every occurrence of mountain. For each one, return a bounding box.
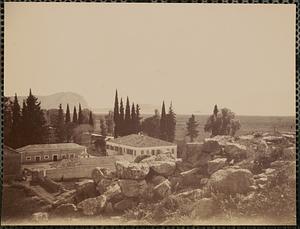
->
[9,92,89,110]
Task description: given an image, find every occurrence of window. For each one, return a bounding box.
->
[141,150,144,155]
[151,150,155,155]
[133,150,136,156]
[156,149,160,155]
[172,148,175,154]
[44,155,49,160]
[146,150,150,155]
[26,156,31,161]
[69,154,75,159]
[62,154,67,159]
[35,156,41,162]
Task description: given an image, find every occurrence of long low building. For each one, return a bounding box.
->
[16,143,87,164]
[106,134,177,157]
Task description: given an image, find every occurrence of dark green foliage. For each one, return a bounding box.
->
[213,104,218,116]
[160,101,167,141]
[88,111,94,127]
[72,106,78,123]
[100,118,107,137]
[113,90,119,138]
[3,97,13,146]
[56,104,65,143]
[65,104,71,123]
[135,104,142,133]
[131,103,136,134]
[124,97,131,135]
[105,111,114,135]
[119,98,125,136]
[166,102,176,142]
[186,114,199,142]
[10,94,23,148]
[78,103,83,124]
[142,109,160,138]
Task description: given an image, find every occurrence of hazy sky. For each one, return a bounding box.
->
[5,3,295,116]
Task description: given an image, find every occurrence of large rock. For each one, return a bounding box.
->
[114,198,138,212]
[115,161,150,180]
[74,180,98,203]
[202,136,233,153]
[53,189,76,207]
[134,154,151,163]
[180,168,203,186]
[282,147,295,161]
[190,198,216,219]
[224,143,247,162]
[77,195,107,216]
[53,203,77,217]
[207,158,227,175]
[149,161,176,176]
[151,175,167,186]
[103,182,122,201]
[91,167,108,184]
[192,153,212,168]
[96,178,113,194]
[118,179,148,197]
[263,135,284,144]
[153,179,172,199]
[209,167,254,194]
[175,189,204,200]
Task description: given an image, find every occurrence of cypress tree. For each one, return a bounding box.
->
[89,111,94,128]
[160,101,167,140]
[131,103,136,134]
[113,90,119,138]
[78,103,83,124]
[10,94,22,148]
[72,106,78,123]
[119,98,125,136]
[135,104,142,133]
[166,102,176,142]
[100,118,107,137]
[124,97,131,135]
[186,114,199,142]
[65,104,71,123]
[21,89,47,146]
[4,97,13,147]
[213,104,218,116]
[56,104,65,143]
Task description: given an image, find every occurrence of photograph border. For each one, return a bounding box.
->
[0,0,298,227]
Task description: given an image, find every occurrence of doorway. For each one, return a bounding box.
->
[53,155,58,161]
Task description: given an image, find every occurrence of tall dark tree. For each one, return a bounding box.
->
[113,90,119,138]
[135,104,142,133]
[142,109,160,138]
[89,111,94,128]
[72,106,78,123]
[119,98,125,136]
[166,102,176,142]
[10,94,22,148]
[100,118,107,137]
[124,97,131,135]
[131,103,136,134]
[186,114,199,142]
[213,104,218,117]
[56,104,65,143]
[78,103,83,124]
[65,104,71,123]
[4,97,13,146]
[21,89,47,146]
[160,101,168,141]
[105,111,114,136]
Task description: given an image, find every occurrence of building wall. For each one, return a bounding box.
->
[20,148,86,164]
[106,141,177,158]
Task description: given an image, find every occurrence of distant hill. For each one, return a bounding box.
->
[9,92,89,110]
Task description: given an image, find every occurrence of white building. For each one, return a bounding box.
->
[106,134,177,157]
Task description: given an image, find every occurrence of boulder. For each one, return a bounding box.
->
[180,168,203,186]
[115,161,150,180]
[202,136,233,153]
[91,167,107,184]
[151,175,167,186]
[270,160,290,168]
[114,198,138,212]
[32,212,48,223]
[175,189,204,200]
[153,179,172,199]
[103,182,122,201]
[168,176,183,191]
[134,154,151,163]
[207,158,227,175]
[209,167,254,194]
[191,198,215,219]
[96,178,113,194]
[256,140,269,153]
[282,147,295,161]
[185,143,204,163]
[118,179,148,197]
[53,203,77,217]
[74,181,98,203]
[104,202,114,214]
[148,161,176,176]
[53,189,76,207]
[200,178,209,186]
[77,195,107,216]
[75,179,94,190]
[255,177,268,185]
[224,143,247,162]
[263,136,284,144]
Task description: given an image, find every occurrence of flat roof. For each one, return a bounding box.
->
[108,134,176,148]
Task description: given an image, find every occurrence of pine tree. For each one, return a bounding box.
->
[89,111,94,128]
[186,114,199,142]
[72,106,78,123]
[78,103,83,124]
[124,97,131,135]
[56,104,65,143]
[100,118,107,137]
[113,90,119,138]
[65,104,71,123]
[166,102,176,142]
[21,89,47,146]
[160,101,168,140]
[119,98,125,136]
[10,94,22,148]
[131,103,136,134]
[135,104,142,133]
[105,111,114,136]
[4,97,13,146]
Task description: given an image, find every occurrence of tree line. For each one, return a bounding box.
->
[113,90,142,138]
[140,101,176,143]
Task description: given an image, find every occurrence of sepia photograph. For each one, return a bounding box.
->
[2,2,297,226]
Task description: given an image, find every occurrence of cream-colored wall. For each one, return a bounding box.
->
[106,141,177,158]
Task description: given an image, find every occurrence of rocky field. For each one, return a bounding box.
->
[1,131,296,225]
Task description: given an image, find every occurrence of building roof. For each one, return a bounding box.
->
[16,143,86,153]
[108,134,176,148]
[4,145,20,155]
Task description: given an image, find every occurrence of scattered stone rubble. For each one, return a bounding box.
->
[29,131,295,224]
